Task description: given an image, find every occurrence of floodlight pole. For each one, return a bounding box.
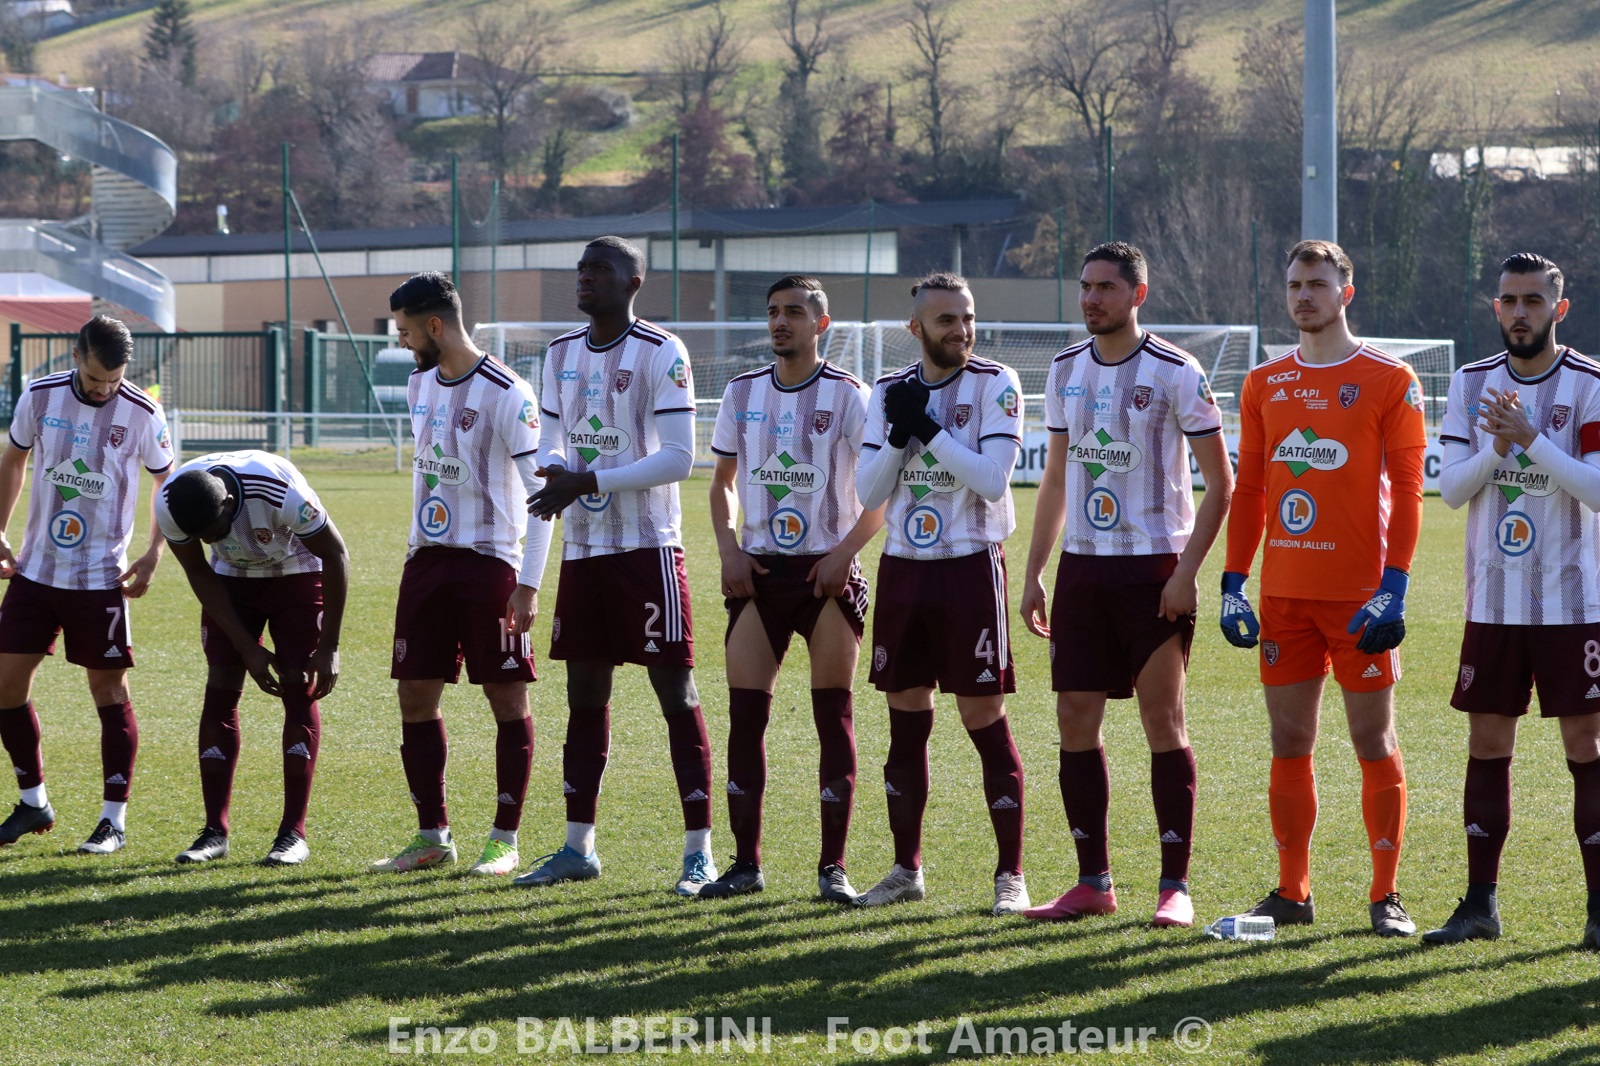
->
[1104,126,1115,242]
[1302,0,1338,240]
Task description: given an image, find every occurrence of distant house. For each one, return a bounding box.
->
[361,51,525,121]
[6,0,75,38]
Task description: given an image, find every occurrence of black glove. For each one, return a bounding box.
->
[884,378,940,447]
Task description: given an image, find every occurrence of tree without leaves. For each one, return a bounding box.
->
[145,0,198,87]
[668,1,746,116]
[775,0,834,189]
[463,1,560,189]
[1024,1,1144,177]
[904,0,961,186]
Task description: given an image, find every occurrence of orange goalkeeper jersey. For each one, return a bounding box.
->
[1225,344,1426,599]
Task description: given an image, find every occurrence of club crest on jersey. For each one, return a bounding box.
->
[813,410,833,434]
[1339,383,1360,408]
[459,408,479,431]
[1263,640,1280,666]
[615,370,633,393]
[954,403,972,428]
[108,425,127,448]
[1552,405,1572,431]
[394,639,407,663]
[1132,385,1153,411]
[1459,664,1475,690]
[252,528,273,545]
[873,645,887,671]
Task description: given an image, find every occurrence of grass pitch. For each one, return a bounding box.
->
[1,458,1595,1064]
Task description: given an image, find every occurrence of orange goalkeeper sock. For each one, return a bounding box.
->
[1268,755,1317,902]
[1360,748,1407,903]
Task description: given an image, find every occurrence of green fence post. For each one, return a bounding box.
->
[268,326,283,452]
[304,328,320,447]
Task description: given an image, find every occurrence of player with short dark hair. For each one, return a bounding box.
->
[851,272,1031,915]
[1220,241,1426,937]
[1019,243,1233,927]
[1424,253,1600,948]
[372,271,554,877]
[519,236,720,896]
[156,452,348,866]
[699,275,883,901]
[0,315,172,854]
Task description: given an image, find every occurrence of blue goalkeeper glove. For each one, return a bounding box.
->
[1348,566,1408,655]
[1219,571,1260,649]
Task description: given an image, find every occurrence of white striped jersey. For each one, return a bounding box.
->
[864,356,1023,559]
[1045,333,1222,555]
[407,354,540,571]
[6,370,172,590]
[155,450,329,578]
[711,361,871,555]
[1442,347,1600,625]
[541,320,695,559]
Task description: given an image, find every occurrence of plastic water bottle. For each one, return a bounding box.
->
[1203,914,1276,941]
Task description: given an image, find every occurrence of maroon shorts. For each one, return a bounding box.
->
[868,546,1016,697]
[391,547,535,685]
[551,547,694,667]
[1050,552,1192,698]
[202,572,324,673]
[1451,620,1600,718]
[0,574,134,669]
[724,553,868,662]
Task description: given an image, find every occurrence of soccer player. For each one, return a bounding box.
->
[1424,253,1600,948]
[1219,240,1425,937]
[0,315,171,854]
[156,451,349,866]
[702,275,884,901]
[853,271,1031,915]
[1018,243,1233,927]
[373,272,553,876]
[519,236,719,896]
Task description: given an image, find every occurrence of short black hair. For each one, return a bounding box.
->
[766,275,828,317]
[77,314,133,370]
[1500,252,1564,301]
[1082,241,1148,288]
[909,271,969,298]
[389,272,462,320]
[586,236,646,280]
[164,469,230,538]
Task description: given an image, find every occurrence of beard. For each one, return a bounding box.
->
[919,329,972,370]
[1085,307,1132,336]
[1501,318,1554,361]
[411,335,442,372]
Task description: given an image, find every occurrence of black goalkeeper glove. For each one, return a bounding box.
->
[884,378,939,447]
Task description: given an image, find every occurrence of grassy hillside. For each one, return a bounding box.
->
[37,0,1599,135]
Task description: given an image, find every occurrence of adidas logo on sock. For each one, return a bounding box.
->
[1159,830,1184,844]
[976,668,996,683]
[409,791,420,804]
[1070,827,1088,840]
[820,787,842,803]
[1273,836,1286,851]
[285,742,311,758]
[682,789,708,802]
[104,773,127,785]
[1362,664,1382,679]
[1372,837,1396,851]
[644,639,660,653]
[12,765,23,776]
[726,781,745,795]
[200,746,227,760]
[884,782,902,797]
[1465,823,1490,838]
[497,792,515,805]
[1588,684,1600,699]
[103,646,121,658]
[562,780,577,794]
[990,795,1019,810]
[501,656,518,670]
[1583,831,1600,847]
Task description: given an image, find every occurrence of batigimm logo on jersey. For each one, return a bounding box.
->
[751,451,826,500]
[1084,488,1120,530]
[1494,451,1556,503]
[46,459,110,501]
[1279,489,1317,535]
[1459,664,1474,690]
[1273,428,1349,476]
[571,416,631,461]
[997,387,1019,418]
[1263,640,1280,666]
[1133,385,1153,411]
[1068,429,1143,479]
[904,505,943,548]
[1497,511,1535,556]
[901,451,960,498]
[769,507,808,549]
[415,445,469,489]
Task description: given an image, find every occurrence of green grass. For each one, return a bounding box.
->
[2,461,1597,1064]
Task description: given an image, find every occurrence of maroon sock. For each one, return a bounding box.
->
[884,709,934,871]
[400,718,448,830]
[562,704,610,823]
[96,701,137,803]
[1570,757,1600,891]
[726,689,771,866]
[1060,747,1111,879]
[198,687,242,833]
[968,717,1024,877]
[0,701,42,790]
[1464,755,1512,885]
[666,705,713,832]
[1151,746,1197,884]
[278,692,321,839]
[494,715,534,833]
[813,688,856,871]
